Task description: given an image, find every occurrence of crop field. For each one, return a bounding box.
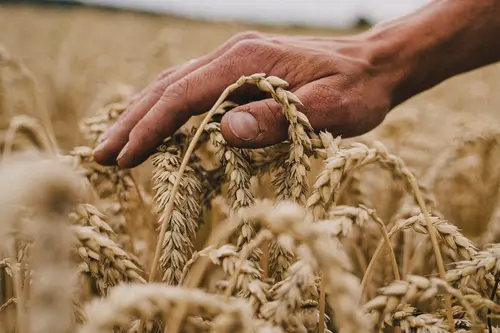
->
[2,4,500,333]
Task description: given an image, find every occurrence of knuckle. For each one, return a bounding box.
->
[232,39,264,57]
[233,31,264,43]
[164,79,193,113]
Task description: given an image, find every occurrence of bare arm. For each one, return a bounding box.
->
[367,0,500,105]
[94,0,500,168]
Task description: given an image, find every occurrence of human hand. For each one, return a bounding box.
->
[93,31,399,168]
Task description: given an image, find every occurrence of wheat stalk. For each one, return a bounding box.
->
[363,214,478,297]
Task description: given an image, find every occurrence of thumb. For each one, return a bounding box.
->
[220,98,289,149]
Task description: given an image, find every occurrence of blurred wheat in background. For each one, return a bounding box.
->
[1,2,500,333]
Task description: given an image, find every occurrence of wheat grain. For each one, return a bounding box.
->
[70,204,116,239]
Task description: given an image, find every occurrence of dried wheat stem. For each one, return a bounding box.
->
[178,246,214,285]
[151,144,201,284]
[407,173,455,332]
[79,284,253,333]
[168,214,242,333]
[364,206,401,281]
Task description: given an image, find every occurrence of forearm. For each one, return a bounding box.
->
[362,0,500,106]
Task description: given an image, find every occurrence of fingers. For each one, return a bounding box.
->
[113,47,267,168]
[94,32,268,166]
[94,89,165,165]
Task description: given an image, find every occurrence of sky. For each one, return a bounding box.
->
[80,0,430,29]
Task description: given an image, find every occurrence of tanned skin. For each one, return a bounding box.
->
[93,0,500,169]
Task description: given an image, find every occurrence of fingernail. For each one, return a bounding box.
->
[117,142,130,162]
[227,112,260,141]
[93,139,108,153]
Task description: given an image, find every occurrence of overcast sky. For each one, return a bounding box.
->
[80,0,429,29]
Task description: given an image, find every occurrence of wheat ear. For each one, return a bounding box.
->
[249,200,370,332]
[257,78,313,283]
[386,305,448,333]
[206,244,269,313]
[206,122,256,249]
[364,275,480,333]
[151,144,201,284]
[259,247,317,327]
[73,225,145,294]
[2,115,55,159]
[447,245,500,293]
[363,214,478,295]
[70,204,116,239]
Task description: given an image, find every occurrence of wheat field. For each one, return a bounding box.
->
[2,3,500,333]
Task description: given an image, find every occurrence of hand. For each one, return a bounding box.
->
[93,31,399,168]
